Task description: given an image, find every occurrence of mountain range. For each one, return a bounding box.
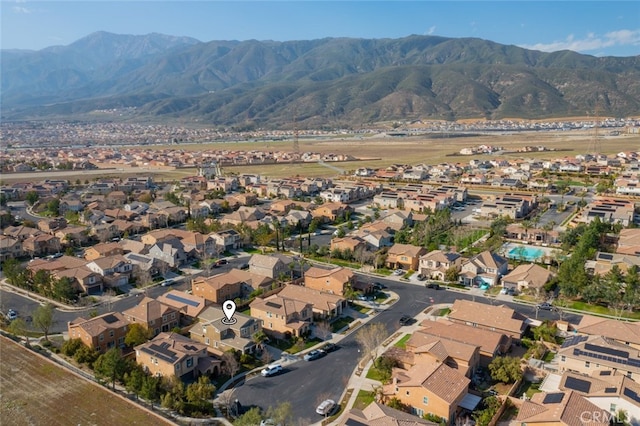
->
[2,31,640,128]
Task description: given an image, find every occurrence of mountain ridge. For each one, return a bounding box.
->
[2,31,639,127]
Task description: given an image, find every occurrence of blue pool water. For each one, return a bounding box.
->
[507,246,544,261]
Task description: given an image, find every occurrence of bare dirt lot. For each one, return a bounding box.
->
[0,336,172,426]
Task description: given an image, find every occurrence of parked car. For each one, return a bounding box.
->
[372,282,386,290]
[161,279,175,287]
[425,282,440,290]
[393,269,404,276]
[399,315,412,326]
[6,309,17,321]
[320,343,338,353]
[216,259,228,266]
[416,274,427,281]
[537,302,554,311]
[304,349,326,361]
[261,364,283,377]
[315,399,337,416]
[260,420,280,426]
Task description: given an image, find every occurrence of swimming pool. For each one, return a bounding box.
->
[507,245,544,261]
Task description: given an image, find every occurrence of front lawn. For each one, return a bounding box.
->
[365,366,386,382]
[268,337,322,354]
[331,316,355,332]
[350,304,371,314]
[394,334,412,349]
[568,301,640,320]
[353,390,375,410]
[438,308,451,316]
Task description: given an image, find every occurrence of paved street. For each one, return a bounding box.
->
[229,274,579,423]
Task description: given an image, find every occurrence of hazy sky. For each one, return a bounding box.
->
[2,1,639,57]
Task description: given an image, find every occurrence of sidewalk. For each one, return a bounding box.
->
[325,303,448,426]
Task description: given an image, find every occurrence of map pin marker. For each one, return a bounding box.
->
[222,300,237,325]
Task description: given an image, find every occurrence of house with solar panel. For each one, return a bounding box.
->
[135,332,221,379]
[122,296,180,337]
[558,335,640,382]
[575,315,640,350]
[549,371,640,425]
[68,311,129,353]
[515,391,609,426]
[156,290,208,320]
[189,306,262,355]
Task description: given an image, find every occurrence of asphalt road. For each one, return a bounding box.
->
[231,275,578,422]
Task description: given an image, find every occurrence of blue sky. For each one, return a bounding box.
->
[2,1,639,57]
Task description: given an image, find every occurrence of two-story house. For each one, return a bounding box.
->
[85,255,132,288]
[459,250,508,287]
[383,361,471,424]
[386,243,427,271]
[248,253,294,280]
[419,250,462,281]
[249,295,313,339]
[67,311,129,353]
[304,266,357,296]
[190,306,262,355]
[84,242,124,261]
[448,300,527,341]
[192,273,243,305]
[0,235,23,261]
[122,297,180,336]
[135,332,220,379]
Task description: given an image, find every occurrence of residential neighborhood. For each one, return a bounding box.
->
[2,142,640,426]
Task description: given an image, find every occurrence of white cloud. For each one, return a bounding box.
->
[426,26,436,35]
[521,29,640,53]
[13,6,31,13]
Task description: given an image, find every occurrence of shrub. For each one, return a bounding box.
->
[61,338,84,357]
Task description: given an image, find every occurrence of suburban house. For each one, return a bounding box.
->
[249,295,313,339]
[330,236,367,255]
[398,331,480,378]
[340,401,437,426]
[311,202,349,223]
[419,250,462,281]
[122,297,180,336]
[304,266,357,296]
[67,311,129,353]
[156,290,208,320]
[55,266,104,294]
[515,391,609,426]
[147,238,189,268]
[575,315,640,350]
[0,235,23,261]
[248,253,294,279]
[135,332,220,379]
[557,335,640,382]
[190,306,262,355]
[616,228,640,256]
[192,274,243,305]
[383,361,471,424]
[85,255,132,288]
[418,319,511,367]
[22,234,61,257]
[557,371,640,425]
[501,263,555,293]
[385,243,428,271]
[278,284,347,320]
[210,229,242,251]
[448,300,527,341]
[84,242,124,261]
[458,250,508,287]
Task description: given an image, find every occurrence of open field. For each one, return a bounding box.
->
[0,336,172,426]
[2,131,639,182]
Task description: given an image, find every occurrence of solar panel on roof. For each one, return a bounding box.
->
[598,253,614,260]
[561,335,588,348]
[103,314,118,324]
[564,377,591,393]
[543,393,565,404]
[623,387,640,403]
[266,301,282,309]
[584,343,629,359]
[604,387,617,394]
[165,292,201,308]
[599,371,612,376]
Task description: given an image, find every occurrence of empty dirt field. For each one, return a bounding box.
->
[0,337,172,426]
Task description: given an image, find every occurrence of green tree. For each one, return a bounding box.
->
[444,267,459,283]
[26,191,39,206]
[532,321,558,343]
[53,277,77,302]
[125,323,153,347]
[33,303,55,341]
[234,407,264,425]
[74,344,100,366]
[124,364,146,400]
[488,356,523,383]
[2,259,25,287]
[7,318,30,346]
[185,375,216,412]
[94,347,127,390]
[61,338,84,357]
[140,375,161,406]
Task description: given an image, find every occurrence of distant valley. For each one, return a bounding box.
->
[2,31,640,128]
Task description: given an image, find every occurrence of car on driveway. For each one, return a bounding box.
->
[261,364,283,377]
[399,315,412,326]
[304,349,326,361]
[537,302,554,311]
[315,399,337,416]
[320,343,338,353]
[393,269,404,276]
[6,309,17,321]
[416,274,427,281]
